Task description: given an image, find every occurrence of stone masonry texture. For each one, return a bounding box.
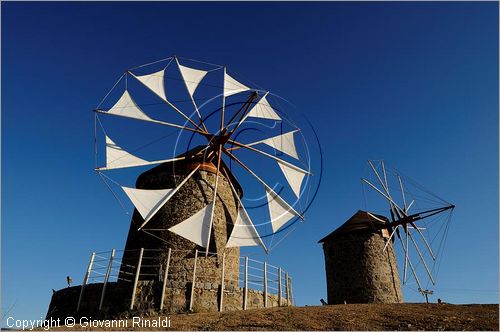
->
[322,231,403,304]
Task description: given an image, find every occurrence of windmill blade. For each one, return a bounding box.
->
[168,203,214,248]
[241,130,300,160]
[276,160,307,198]
[99,135,188,171]
[221,167,267,251]
[241,93,281,122]
[107,90,152,121]
[224,72,251,97]
[129,71,206,133]
[122,187,175,221]
[226,205,267,250]
[176,60,208,98]
[138,164,201,230]
[223,148,303,230]
[131,69,167,102]
[408,231,436,285]
[265,188,301,232]
[104,135,148,170]
[175,58,209,132]
[228,139,311,176]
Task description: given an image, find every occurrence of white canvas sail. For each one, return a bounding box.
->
[178,64,208,97]
[105,135,149,169]
[243,95,281,121]
[266,188,300,232]
[133,69,167,101]
[277,160,307,198]
[122,187,175,221]
[247,130,299,159]
[224,72,250,96]
[107,90,152,121]
[226,206,266,249]
[168,203,214,247]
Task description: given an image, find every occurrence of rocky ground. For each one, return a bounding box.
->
[48,303,498,331]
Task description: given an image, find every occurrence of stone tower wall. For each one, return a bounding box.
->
[119,162,240,287]
[322,231,402,304]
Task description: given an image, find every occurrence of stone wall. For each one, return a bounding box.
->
[46,280,290,320]
[322,230,402,304]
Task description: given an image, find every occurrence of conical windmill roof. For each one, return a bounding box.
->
[318,210,388,243]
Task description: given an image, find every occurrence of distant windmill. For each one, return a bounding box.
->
[361,160,455,293]
[320,160,454,304]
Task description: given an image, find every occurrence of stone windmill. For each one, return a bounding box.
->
[320,160,454,304]
[46,55,313,317]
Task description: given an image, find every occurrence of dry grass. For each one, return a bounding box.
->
[49,303,498,331]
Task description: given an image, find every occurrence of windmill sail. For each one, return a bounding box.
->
[105,135,149,169]
[247,130,299,159]
[224,72,250,96]
[277,160,307,198]
[178,64,208,97]
[243,95,281,121]
[107,90,153,121]
[132,69,167,102]
[266,188,300,232]
[122,187,175,221]
[226,206,266,249]
[168,203,214,248]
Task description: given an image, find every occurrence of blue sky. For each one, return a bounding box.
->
[2,1,498,323]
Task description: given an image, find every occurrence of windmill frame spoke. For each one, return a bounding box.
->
[383,226,399,252]
[205,146,223,257]
[227,139,311,175]
[398,175,408,212]
[94,110,209,137]
[95,156,187,172]
[409,221,436,260]
[361,178,405,213]
[137,164,202,230]
[396,229,422,289]
[223,148,303,220]
[404,226,410,284]
[225,92,260,138]
[408,230,436,285]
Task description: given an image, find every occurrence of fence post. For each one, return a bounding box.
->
[243,256,248,310]
[285,272,290,306]
[130,248,144,310]
[289,276,294,306]
[219,252,225,312]
[278,267,282,307]
[263,262,268,308]
[189,249,198,312]
[160,248,171,311]
[77,252,95,311]
[99,249,115,311]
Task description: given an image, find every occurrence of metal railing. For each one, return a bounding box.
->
[76,247,293,312]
